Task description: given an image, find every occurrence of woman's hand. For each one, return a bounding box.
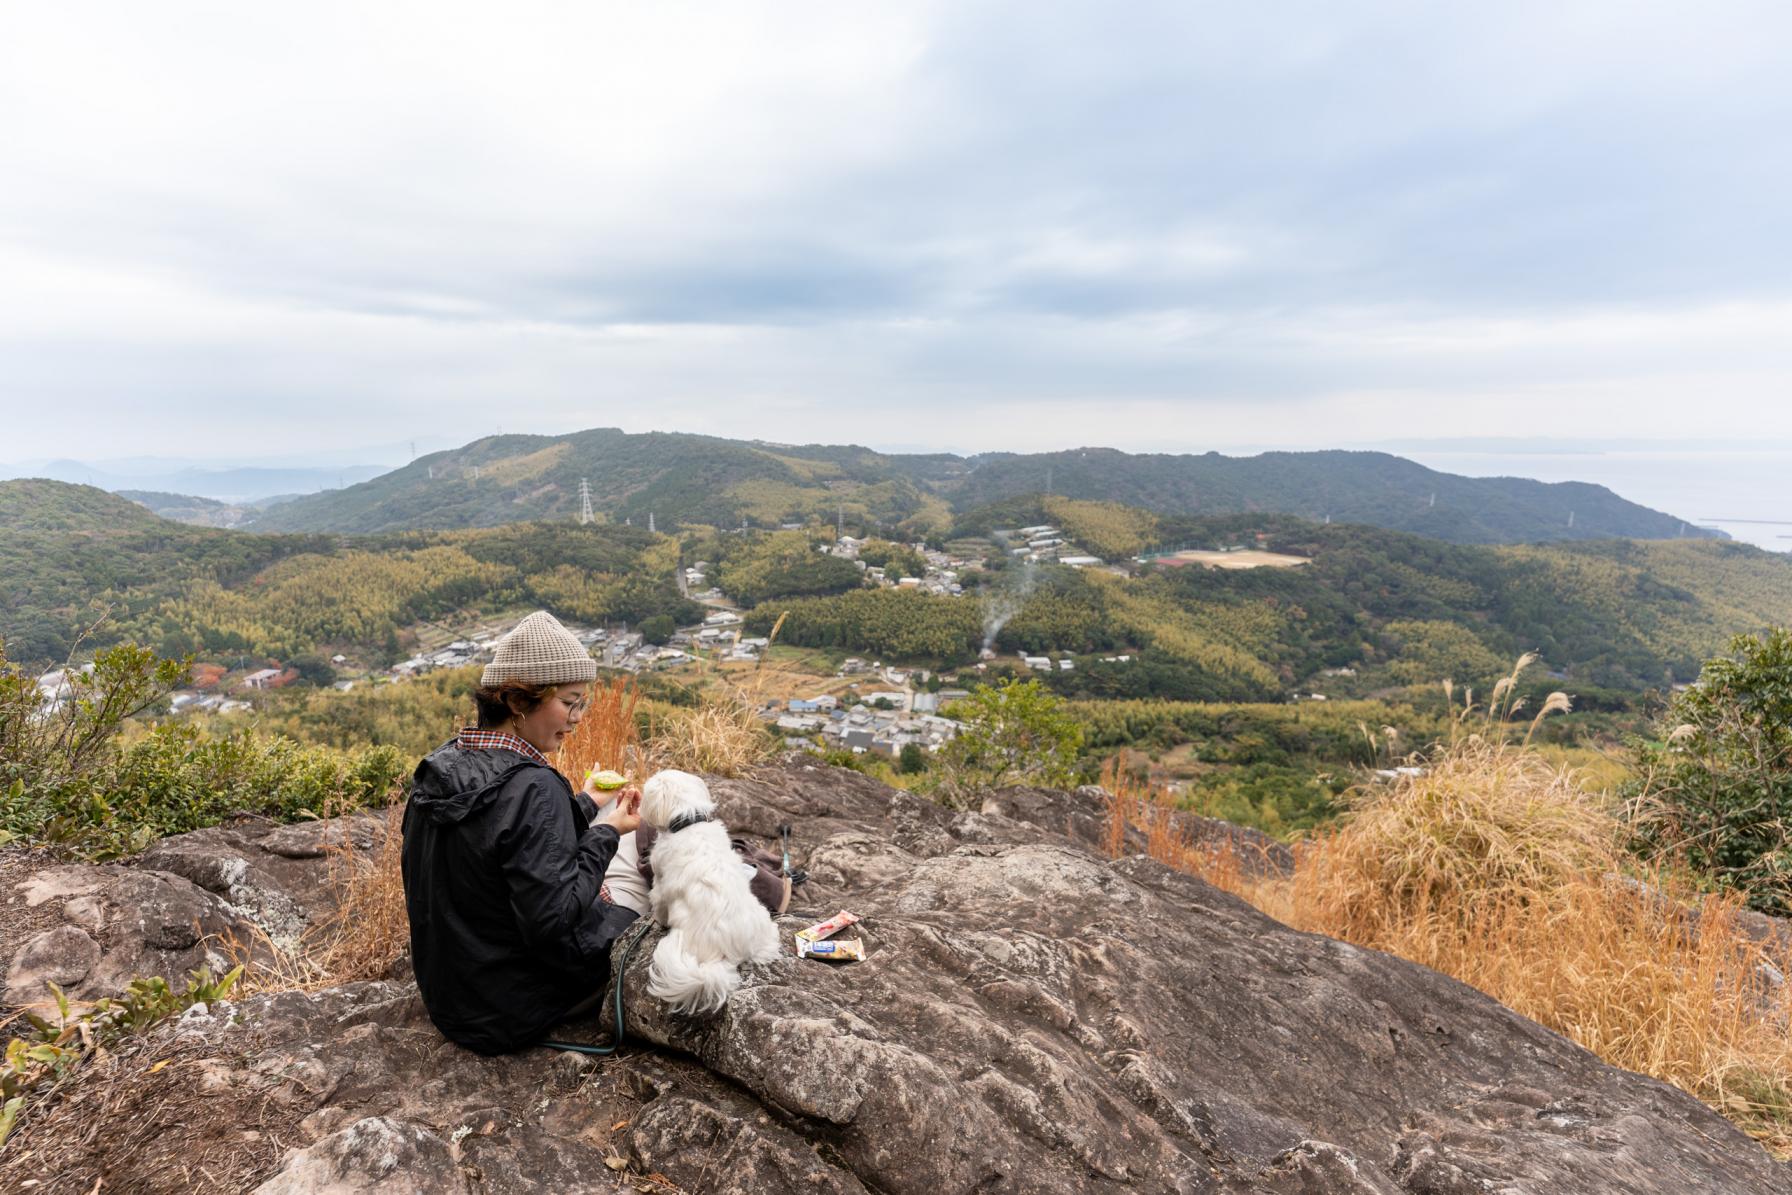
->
[596,786,642,835]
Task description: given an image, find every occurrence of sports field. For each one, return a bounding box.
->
[1152,550,1310,570]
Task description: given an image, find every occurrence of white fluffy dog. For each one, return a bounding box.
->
[640,769,780,1014]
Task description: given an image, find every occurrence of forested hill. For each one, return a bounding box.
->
[0,480,694,665]
[246,429,967,536]
[3,479,1784,694]
[240,428,1712,546]
[955,448,1712,544]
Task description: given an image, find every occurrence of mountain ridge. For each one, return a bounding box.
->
[236,428,1718,546]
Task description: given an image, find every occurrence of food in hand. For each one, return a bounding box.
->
[586,769,629,791]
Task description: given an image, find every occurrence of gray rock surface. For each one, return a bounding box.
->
[3,863,263,1006]
[254,1116,470,1194]
[1,812,392,1010]
[3,923,100,1004]
[3,758,1787,1193]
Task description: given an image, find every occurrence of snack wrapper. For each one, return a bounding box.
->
[797,937,865,961]
[795,910,861,944]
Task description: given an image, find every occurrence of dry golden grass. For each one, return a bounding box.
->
[647,695,773,778]
[639,612,787,778]
[1097,757,1284,911]
[223,806,410,994]
[1293,736,1614,948]
[1285,737,1792,1154]
[555,676,648,786]
[304,807,409,983]
[1103,644,1792,1153]
[1098,727,1792,1156]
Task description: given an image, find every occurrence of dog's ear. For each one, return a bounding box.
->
[639,769,715,827]
[638,772,672,828]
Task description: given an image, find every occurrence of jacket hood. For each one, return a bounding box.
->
[409,743,541,825]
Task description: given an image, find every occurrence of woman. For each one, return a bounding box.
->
[402,610,642,1054]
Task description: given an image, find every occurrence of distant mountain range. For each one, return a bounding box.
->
[1,459,390,503]
[114,490,300,529]
[238,427,1721,547]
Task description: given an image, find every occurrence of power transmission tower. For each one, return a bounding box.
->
[579,479,594,525]
[648,511,656,534]
[1568,511,1575,528]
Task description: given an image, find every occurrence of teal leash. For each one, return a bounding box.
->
[541,916,654,1057]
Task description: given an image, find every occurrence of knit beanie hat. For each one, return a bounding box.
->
[480,611,597,687]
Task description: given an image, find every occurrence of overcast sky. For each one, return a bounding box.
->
[3,0,1790,463]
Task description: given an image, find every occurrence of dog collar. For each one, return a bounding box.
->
[667,811,714,834]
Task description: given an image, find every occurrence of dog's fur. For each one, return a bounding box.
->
[639,770,780,1014]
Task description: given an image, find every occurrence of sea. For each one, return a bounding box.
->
[1393,447,1792,552]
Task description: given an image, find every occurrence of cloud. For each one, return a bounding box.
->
[2,1,1791,458]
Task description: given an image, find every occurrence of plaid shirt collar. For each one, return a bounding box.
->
[457,725,554,769]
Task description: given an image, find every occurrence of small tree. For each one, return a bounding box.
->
[0,641,190,796]
[897,742,927,774]
[290,654,337,687]
[1627,628,1792,914]
[639,614,676,646]
[939,678,1083,792]
[0,638,190,847]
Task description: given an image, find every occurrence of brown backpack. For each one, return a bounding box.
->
[635,825,792,915]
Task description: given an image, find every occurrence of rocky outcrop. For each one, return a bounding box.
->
[2,760,1786,1193]
[1,813,389,1009]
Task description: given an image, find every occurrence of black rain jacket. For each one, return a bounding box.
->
[402,741,637,1054]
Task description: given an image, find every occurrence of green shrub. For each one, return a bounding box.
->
[1627,628,1792,914]
[938,679,1084,791]
[0,636,404,859]
[0,641,190,800]
[25,724,406,858]
[1180,763,1349,838]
